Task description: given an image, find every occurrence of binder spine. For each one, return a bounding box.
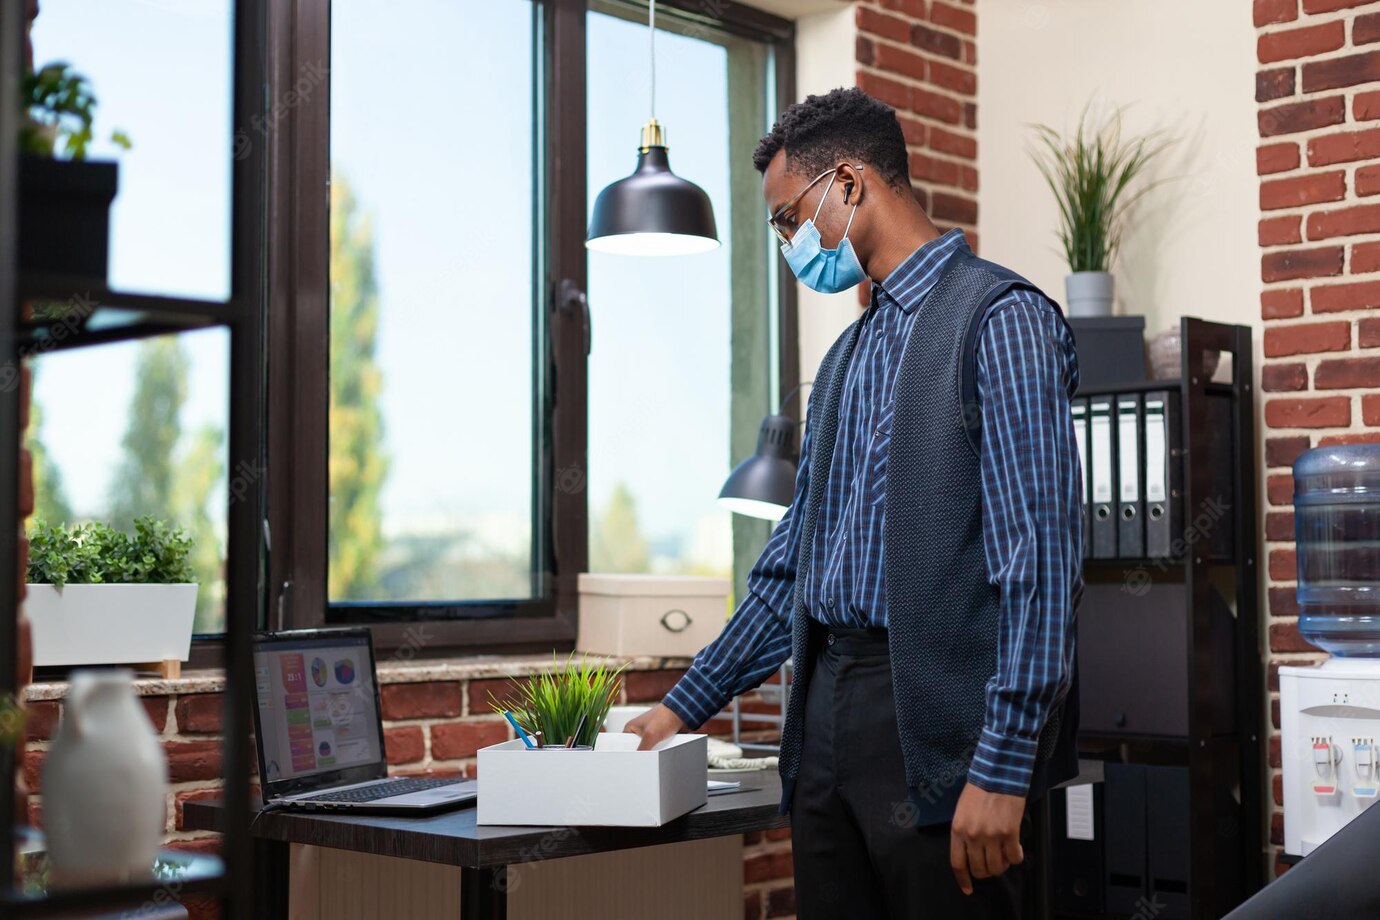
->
[1090,396,1117,559]
[1116,394,1145,558]
[1144,391,1181,559]
[1072,399,1091,559]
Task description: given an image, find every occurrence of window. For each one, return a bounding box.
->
[270,0,795,651]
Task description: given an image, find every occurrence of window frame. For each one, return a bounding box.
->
[242,0,796,661]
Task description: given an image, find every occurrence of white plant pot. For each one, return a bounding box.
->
[43,669,168,886]
[25,583,198,667]
[1065,270,1115,317]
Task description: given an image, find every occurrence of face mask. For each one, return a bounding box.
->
[780,172,867,294]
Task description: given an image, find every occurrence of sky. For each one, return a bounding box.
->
[30,0,752,573]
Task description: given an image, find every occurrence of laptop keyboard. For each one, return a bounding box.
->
[307,777,458,804]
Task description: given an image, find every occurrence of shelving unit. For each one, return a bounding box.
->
[0,1,265,917]
[1042,318,1263,920]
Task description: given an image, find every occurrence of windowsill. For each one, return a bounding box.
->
[22,652,696,701]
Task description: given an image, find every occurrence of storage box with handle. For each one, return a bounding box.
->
[576,574,730,658]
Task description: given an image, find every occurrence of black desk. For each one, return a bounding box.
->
[185,771,789,920]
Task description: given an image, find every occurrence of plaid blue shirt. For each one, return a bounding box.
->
[664,230,1084,797]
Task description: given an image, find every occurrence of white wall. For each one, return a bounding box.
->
[978,0,1259,342]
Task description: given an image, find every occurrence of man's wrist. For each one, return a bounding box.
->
[967,725,1038,798]
[660,667,728,730]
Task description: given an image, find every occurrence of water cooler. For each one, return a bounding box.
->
[1282,445,1380,857]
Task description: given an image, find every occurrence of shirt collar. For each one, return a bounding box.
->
[874,228,970,314]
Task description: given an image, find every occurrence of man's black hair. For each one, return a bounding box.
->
[753,87,910,190]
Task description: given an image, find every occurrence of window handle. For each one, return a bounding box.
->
[558,279,591,356]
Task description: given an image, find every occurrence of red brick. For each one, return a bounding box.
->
[1358,166,1380,198]
[1259,97,1346,137]
[1255,0,1298,26]
[1266,436,1312,468]
[22,749,44,793]
[1258,22,1345,64]
[744,849,794,884]
[1270,472,1295,507]
[1358,91,1380,122]
[930,2,975,35]
[897,115,926,147]
[1308,128,1380,166]
[856,36,875,68]
[911,23,963,60]
[1260,246,1343,282]
[1259,215,1302,247]
[1354,241,1380,274]
[873,42,926,82]
[928,126,976,160]
[857,71,911,111]
[175,787,222,831]
[1266,511,1296,542]
[962,101,976,130]
[912,87,963,124]
[1359,317,1380,346]
[766,885,797,918]
[928,60,977,96]
[1358,12,1380,45]
[430,720,509,760]
[1364,393,1380,425]
[957,165,978,193]
[467,677,523,715]
[1319,431,1380,446]
[1271,549,1296,583]
[175,693,222,734]
[1311,280,1380,313]
[744,890,762,920]
[1274,772,1284,806]
[1270,619,1317,653]
[910,152,960,185]
[1260,171,1345,211]
[962,39,976,66]
[142,696,169,733]
[856,5,910,43]
[1271,811,1284,846]
[1304,51,1380,93]
[384,725,425,765]
[1264,396,1351,428]
[932,192,977,224]
[1262,288,1305,319]
[380,682,462,720]
[624,669,689,703]
[878,0,926,13]
[166,740,223,783]
[24,700,60,741]
[1262,362,1309,391]
[1257,67,1296,103]
[1257,142,1300,175]
[1270,586,1300,617]
[1316,357,1380,389]
[1303,0,1374,10]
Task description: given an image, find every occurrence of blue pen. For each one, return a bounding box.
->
[504,710,536,749]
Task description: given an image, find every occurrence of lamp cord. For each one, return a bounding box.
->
[777,380,814,416]
[648,0,657,121]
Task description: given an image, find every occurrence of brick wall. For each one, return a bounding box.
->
[1255,0,1380,877]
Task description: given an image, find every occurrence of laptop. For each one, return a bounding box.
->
[251,627,477,813]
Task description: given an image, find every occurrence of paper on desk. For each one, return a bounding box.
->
[1065,783,1095,841]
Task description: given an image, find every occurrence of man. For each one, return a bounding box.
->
[627,87,1082,919]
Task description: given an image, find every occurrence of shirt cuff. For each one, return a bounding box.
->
[661,666,730,730]
[966,725,1039,797]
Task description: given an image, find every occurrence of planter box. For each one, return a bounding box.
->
[19,157,118,281]
[477,732,708,827]
[25,584,198,668]
[577,574,729,658]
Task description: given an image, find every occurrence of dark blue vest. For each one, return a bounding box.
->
[777,248,1080,824]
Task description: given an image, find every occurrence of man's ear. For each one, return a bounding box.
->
[838,163,865,206]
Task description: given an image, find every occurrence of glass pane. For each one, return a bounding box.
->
[28,0,233,301]
[587,11,769,583]
[328,1,537,604]
[27,330,231,634]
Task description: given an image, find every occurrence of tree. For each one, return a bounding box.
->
[174,424,225,632]
[328,172,388,600]
[108,338,187,531]
[25,371,74,526]
[590,482,650,573]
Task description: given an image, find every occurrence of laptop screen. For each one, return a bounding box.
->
[252,629,388,798]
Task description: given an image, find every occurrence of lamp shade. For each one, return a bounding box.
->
[587,141,719,257]
[718,413,797,521]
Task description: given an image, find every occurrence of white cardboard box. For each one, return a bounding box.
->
[577,573,729,658]
[476,732,708,827]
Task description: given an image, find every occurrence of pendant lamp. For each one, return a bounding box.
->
[718,383,812,521]
[586,0,719,256]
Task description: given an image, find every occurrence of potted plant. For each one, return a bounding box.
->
[19,61,131,281]
[490,655,626,749]
[25,518,197,676]
[1029,106,1166,317]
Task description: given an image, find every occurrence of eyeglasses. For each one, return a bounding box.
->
[766,165,863,246]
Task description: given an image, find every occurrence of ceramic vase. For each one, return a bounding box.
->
[42,669,167,887]
[1065,270,1115,317]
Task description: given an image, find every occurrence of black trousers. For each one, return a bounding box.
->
[790,626,1030,920]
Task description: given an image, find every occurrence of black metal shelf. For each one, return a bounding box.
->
[17,276,237,353]
[1076,377,1235,398]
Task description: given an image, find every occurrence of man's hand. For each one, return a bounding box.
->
[949,782,1025,895]
[625,703,686,751]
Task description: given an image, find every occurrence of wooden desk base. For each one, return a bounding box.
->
[286,835,744,920]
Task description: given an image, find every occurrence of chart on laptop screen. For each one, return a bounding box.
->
[253,638,382,783]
